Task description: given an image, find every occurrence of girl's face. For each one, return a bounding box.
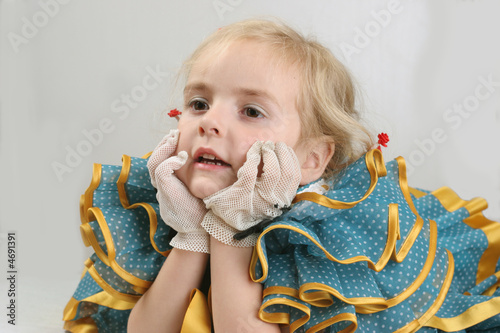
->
[175,40,308,199]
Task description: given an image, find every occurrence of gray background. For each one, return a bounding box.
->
[1,0,499,331]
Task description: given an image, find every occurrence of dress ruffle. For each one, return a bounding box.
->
[63,154,173,332]
[250,149,500,332]
[63,149,500,332]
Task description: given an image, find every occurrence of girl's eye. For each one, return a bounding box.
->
[244,107,263,118]
[189,98,209,111]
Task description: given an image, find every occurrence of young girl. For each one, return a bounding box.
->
[63,19,500,332]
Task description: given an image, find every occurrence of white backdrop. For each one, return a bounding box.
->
[1,0,499,331]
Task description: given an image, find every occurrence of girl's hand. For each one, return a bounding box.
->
[147,129,210,253]
[201,141,302,247]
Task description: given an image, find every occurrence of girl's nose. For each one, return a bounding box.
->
[198,104,226,137]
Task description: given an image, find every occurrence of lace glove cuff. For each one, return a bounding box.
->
[201,211,258,247]
[170,231,210,253]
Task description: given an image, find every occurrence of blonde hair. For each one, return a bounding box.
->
[181,19,374,177]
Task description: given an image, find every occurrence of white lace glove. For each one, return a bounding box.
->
[201,141,302,247]
[147,129,210,253]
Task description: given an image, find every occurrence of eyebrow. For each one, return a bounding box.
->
[184,82,279,107]
[184,82,211,95]
[237,87,279,106]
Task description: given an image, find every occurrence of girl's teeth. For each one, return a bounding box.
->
[204,160,223,166]
[202,153,216,160]
[197,153,229,166]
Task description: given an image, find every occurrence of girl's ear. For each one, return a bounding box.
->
[299,139,335,185]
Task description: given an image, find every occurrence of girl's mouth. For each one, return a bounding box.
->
[196,153,231,167]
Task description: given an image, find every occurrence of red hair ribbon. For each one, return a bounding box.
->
[168,108,182,120]
[377,132,389,151]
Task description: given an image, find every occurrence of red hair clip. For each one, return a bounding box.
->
[168,108,182,121]
[377,132,389,151]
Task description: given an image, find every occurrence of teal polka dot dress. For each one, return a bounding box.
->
[63,149,500,332]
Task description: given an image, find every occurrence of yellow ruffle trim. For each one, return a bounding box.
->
[63,283,212,333]
[180,289,212,333]
[431,186,500,285]
[62,258,138,324]
[78,154,170,291]
[63,316,98,333]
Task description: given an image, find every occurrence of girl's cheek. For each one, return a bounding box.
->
[240,128,276,148]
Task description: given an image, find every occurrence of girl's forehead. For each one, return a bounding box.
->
[189,40,298,82]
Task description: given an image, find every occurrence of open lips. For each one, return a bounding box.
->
[196,153,231,167]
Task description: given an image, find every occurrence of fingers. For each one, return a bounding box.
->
[260,141,301,187]
[147,129,179,186]
[148,130,179,167]
[156,151,188,176]
[154,151,189,198]
[236,141,301,194]
[170,151,188,170]
[274,142,301,186]
[276,142,302,206]
[153,129,180,160]
[157,129,180,148]
[259,141,301,208]
[259,141,280,191]
[235,140,263,187]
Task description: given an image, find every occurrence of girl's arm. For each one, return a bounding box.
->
[210,236,281,333]
[128,248,209,333]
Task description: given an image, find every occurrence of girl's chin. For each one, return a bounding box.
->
[178,170,237,199]
[188,181,229,199]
